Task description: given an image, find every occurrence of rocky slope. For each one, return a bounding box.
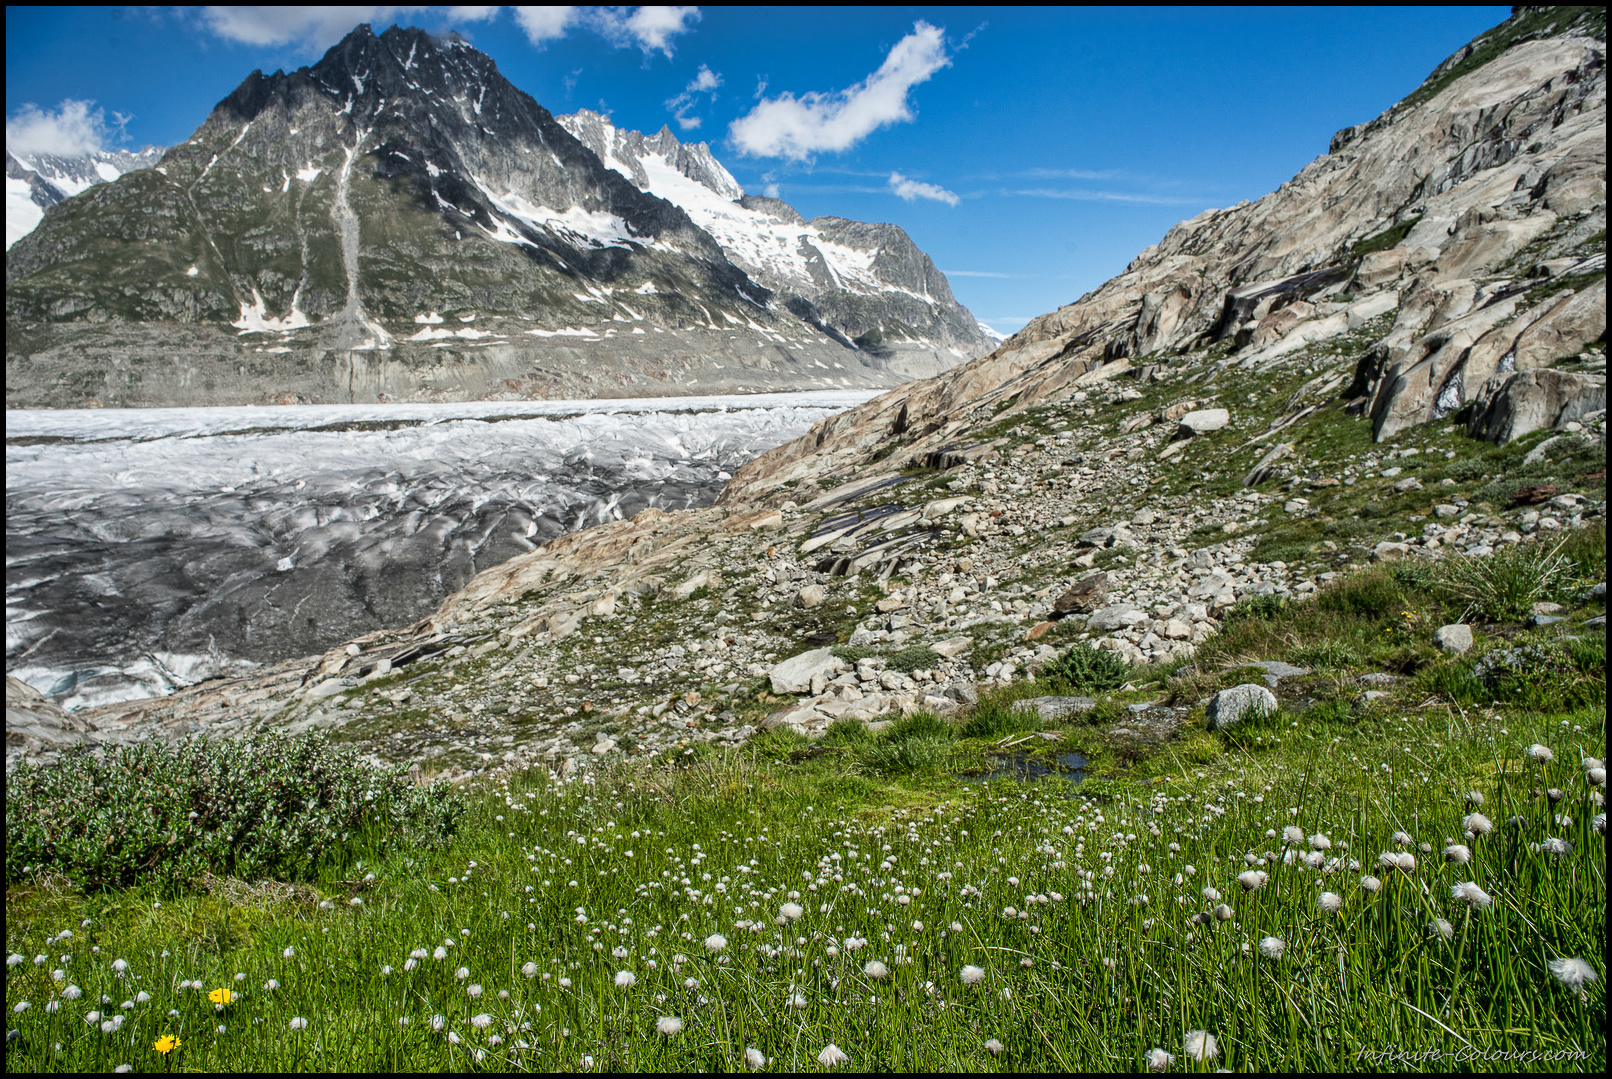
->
[6,146,166,250]
[8,7,1606,778]
[4,24,983,409]
[717,6,1606,506]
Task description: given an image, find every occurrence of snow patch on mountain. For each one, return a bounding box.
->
[6,146,165,249]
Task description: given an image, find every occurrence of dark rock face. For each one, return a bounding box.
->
[5,24,984,406]
[1466,368,1607,443]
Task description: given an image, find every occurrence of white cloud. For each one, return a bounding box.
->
[728,21,949,159]
[687,64,720,93]
[199,6,698,54]
[889,171,958,206]
[591,6,701,56]
[762,182,781,198]
[7,100,120,158]
[511,6,578,44]
[666,63,722,131]
[199,6,501,50]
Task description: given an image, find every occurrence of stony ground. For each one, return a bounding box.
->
[12,321,1603,783]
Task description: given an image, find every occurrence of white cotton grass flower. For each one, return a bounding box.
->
[1282,825,1305,845]
[1452,881,1493,908]
[656,1016,683,1036]
[863,960,889,979]
[455,967,469,980]
[780,902,803,920]
[1444,844,1471,865]
[1587,767,1606,787]
[522,962,539,978]
[985,1038,1004,1056]
[1547,957,1598,990]
[431,1014,446,1032]
[745,1047,767,1070]
[288,1017,308,1030]
[471,1013,492,1030]
[817,1043,850,1067]
[433,947,448,960]
[704,934,727,953]
[1391,831,1414,848]
[111,959,129,974]
[1594,814,1606,836]
[1319,891,1343,914]
[1258,936,1286,960]
[467,984,482,998]
[1212,904,1235,922]
[1145,1047,1175,1071]
[1463,813,1493,836]
[1183,1030,1218,1062]
[614,970,636,988]
[1527,743,1554,764]
[611,946,629,960]
[1236,870,1268,891]
[1360,875,1382,893]
[1541,837,1573,857]
[1430,917,1455,941]
[1309,833,1331,850]
[62,985,83,1000]
[960,964,986,986]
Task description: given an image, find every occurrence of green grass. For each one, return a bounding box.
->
[6,539,1607,1073]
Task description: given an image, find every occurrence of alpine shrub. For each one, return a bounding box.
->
[1042,642,1130,694]
[6,733,465,892]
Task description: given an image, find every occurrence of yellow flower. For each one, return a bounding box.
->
[154,1034,181,1054]
[208,987,234,1006]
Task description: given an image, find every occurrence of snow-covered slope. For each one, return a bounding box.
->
[6,147,165,249]
[558,109,989,366]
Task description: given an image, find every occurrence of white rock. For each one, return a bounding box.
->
[1206,684,1277,730]
[1178,408,1231,436]
[1433,624,1474,654]
[768,648,846,695]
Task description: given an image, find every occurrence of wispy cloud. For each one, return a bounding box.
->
[729,21,950,159]
[665,63,722,131]
[889,171,958,206]
[941,270,1024,278]
[1006,187,1200,205]
[7,99,129,157]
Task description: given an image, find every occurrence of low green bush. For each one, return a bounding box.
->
[5,734,465,892]
[886,644,943,673]
[1042,641,1130,694]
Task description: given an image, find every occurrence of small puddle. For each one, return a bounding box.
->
[962,751,1087,787]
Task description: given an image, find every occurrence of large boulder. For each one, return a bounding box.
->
[1087,604,1150,632]
[768,648,846,695]
[1177,408,1230,437]
[1205,684,1277,730]
[1466,369,1606,444]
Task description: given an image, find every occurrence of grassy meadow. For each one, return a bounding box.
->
[5,543,1606,1073]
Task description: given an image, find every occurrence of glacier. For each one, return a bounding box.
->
[6,391,874,711]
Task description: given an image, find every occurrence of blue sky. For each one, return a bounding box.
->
[6,6,1511,333]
